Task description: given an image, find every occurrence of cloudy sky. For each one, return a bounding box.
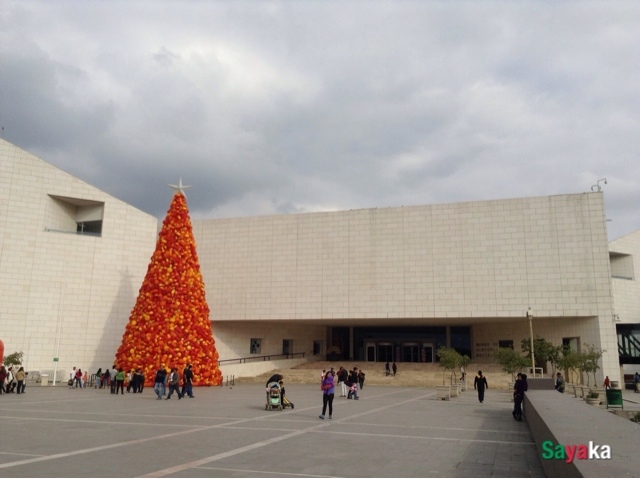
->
[1,1,638,239]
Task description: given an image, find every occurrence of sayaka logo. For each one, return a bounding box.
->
[541,441,611,463]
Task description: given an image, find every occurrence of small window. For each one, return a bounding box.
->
[250,338,261,355]
[498,340,514,349]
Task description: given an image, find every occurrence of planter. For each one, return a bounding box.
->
[436,386,450,401]
[449,384,459,398]
[586,397,600,406]
[458,380,467,392]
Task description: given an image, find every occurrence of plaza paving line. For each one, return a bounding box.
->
[310,429,536,445]
[140,391,434,478]
[0,387,420,474]
[193,465,335,478]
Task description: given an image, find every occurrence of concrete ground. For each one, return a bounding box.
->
[0,383,543,478]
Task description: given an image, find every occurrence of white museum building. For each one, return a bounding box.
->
[1,139,639,385]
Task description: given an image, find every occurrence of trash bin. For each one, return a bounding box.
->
[605,388,623,409]
[41,374,49,386]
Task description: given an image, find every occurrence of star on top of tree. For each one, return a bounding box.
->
[168,177,192,195]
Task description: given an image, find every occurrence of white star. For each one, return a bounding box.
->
[167,177,192,195]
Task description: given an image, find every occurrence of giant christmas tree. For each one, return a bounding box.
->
[115,184,222,386]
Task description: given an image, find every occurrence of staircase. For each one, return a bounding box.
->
[238,361,518,389]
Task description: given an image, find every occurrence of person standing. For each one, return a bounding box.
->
[392,362,397,377]
[385,362,390,376]
[138,369,145,393]
[603,376,611,389]
[634,372,640,393]
[512,373,528,421]
[182,364,195,398]
[154,365,167,400]
[102,368,111,391]
[166,368,182,400]
[337,367,348,397]
[110,365,118,394]
[15,367,26,394]
[358,369,365,389]
[0,366,6,395]
[68,367,76,389]
[95,368,102,389]
[474,370,488,403]
[319,370,335,419]
[5,367,15,393]
[74,368,83,389]
[115,368,125,394]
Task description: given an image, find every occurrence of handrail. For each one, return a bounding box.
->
[218,352,305,365]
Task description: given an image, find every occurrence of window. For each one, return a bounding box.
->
[46,195,104,237]
[313,340,322,356]
[282,339,293,355]
[250,338,261,355]
[498,340,514,349]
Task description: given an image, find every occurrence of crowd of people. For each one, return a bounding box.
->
[0,366,27,394]
[319,366,366,419]
[62,364,196,399]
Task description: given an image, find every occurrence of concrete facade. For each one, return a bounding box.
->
[0,139,157,382]
[0,139,628,384]
[194,193,620,382]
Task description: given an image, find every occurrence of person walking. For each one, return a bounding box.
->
[474,370,488,403]
[347,368,360,400]
[634,372,640,393]
[385,361,390,376]
[319,370,335,419]
[166,368,182,400]
[154,365,167,400]
[512,373,528,421]
[182,364,195,398]
[603,376,611,389]
[392,362,397,377]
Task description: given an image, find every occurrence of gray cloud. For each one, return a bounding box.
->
[1,1,638,239]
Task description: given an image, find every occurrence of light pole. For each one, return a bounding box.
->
[527,308,535,378]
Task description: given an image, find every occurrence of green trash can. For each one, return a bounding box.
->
[605,389,623,409]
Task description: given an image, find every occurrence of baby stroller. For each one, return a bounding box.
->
[265,382,283,411]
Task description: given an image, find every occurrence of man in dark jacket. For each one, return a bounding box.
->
[474,370,488,403]
[154,366,167,400]
[512,373,528,421]
[182,364,195,398]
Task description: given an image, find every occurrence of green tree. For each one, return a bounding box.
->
[493,347,529,380]
[436,346,462,385]
[3,351,23,367]
[557,346,581,384]
[520,336,561,374]
[580,344,606,386]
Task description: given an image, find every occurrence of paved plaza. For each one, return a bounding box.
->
[0,383,543,478]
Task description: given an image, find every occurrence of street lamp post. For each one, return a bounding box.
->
[527,308,535,378]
